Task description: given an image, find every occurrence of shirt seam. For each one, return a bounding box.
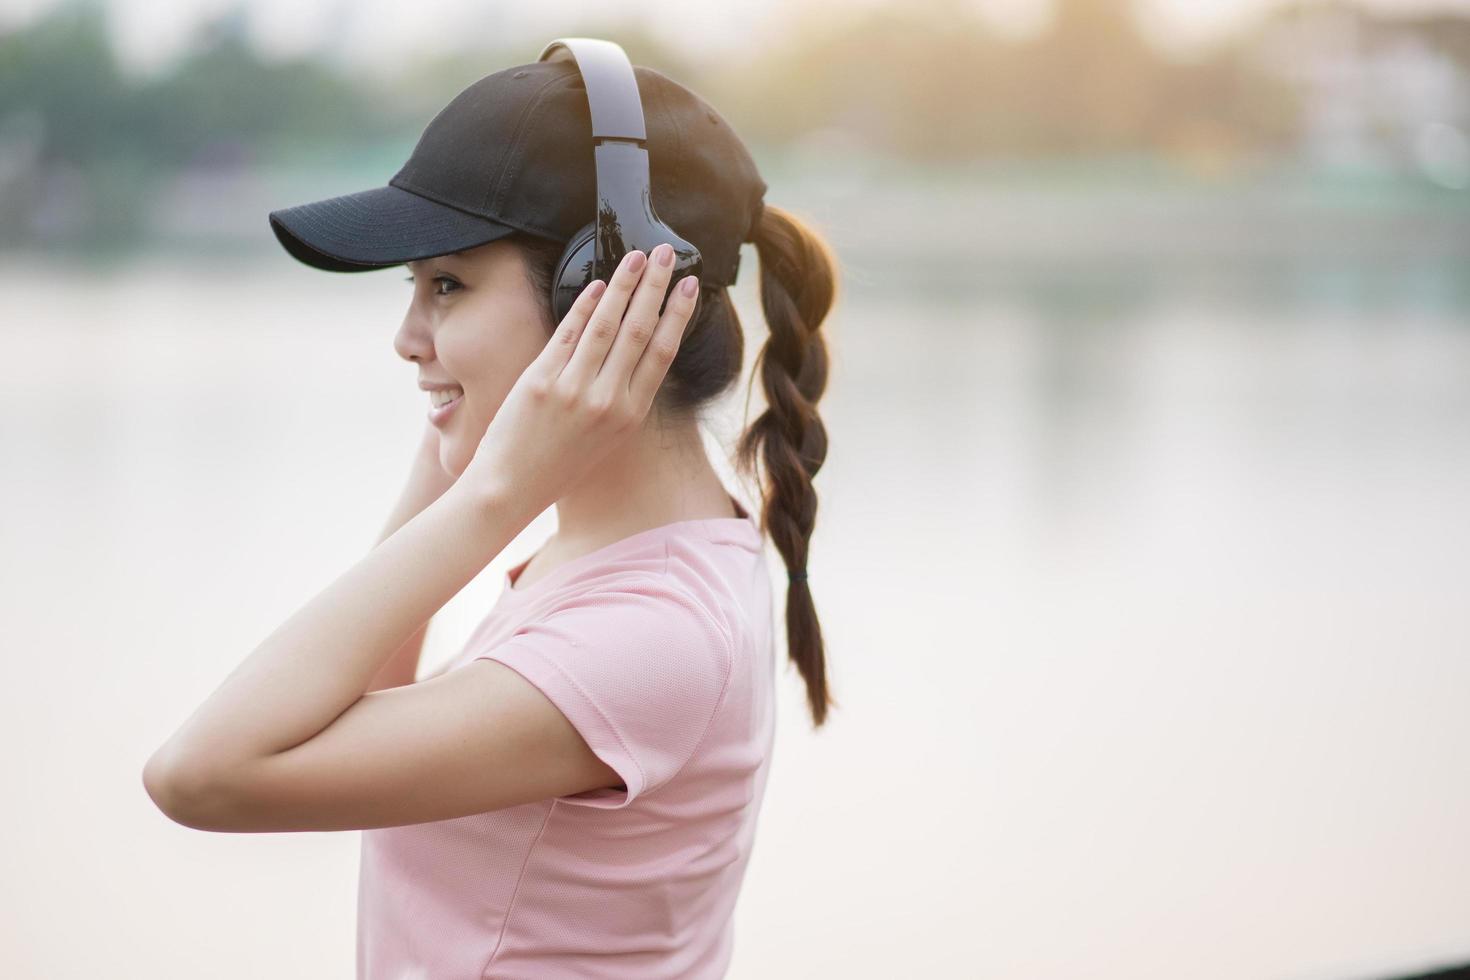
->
[661,537,739,661]
[478,801,556,979]
[652,568,736,794]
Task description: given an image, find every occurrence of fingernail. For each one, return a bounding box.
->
[680,275,698,296]
[625,250,646,273]
[656,243,674,267]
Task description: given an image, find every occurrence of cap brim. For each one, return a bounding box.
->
[268,184,518,273]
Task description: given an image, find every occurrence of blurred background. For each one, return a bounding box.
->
[2,0,1468,977]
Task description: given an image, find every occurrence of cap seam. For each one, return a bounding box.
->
[654,69,684,217]
[489,69,578,218]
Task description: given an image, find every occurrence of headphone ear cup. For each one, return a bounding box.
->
[550,222,598,326]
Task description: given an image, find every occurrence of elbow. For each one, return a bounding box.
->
[142,750,237,831]
[142,749,200,827]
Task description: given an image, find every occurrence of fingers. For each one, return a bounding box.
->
[541,244,698,419]
[627,270,697,408]
[534,276,607,377]
[595,242,683,393]
[558,247,653,390]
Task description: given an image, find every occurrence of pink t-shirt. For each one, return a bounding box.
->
[356,499,776,979]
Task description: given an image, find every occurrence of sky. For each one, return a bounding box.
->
[3,0,1470,77]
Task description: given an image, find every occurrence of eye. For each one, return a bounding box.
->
[403,274,462,296]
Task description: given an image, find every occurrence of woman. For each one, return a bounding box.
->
[143,53,837,978]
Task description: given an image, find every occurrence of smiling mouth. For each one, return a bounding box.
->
[429,387,464,408]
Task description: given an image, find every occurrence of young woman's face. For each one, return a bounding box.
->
[394,239,552,476]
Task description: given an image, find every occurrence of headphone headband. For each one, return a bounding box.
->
[538,39,647,142]
[536,37,704,325]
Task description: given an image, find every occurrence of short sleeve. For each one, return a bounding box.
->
[472,576,733,809]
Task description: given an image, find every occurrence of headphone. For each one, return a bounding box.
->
[537,37,703,326]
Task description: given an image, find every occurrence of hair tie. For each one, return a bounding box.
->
[789,568,807,583]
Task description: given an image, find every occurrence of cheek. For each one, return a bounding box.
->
[437,321,539,429]
[437,323,493,384]
[438,329,501,407]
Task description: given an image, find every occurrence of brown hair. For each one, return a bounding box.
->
[512,204,839,728]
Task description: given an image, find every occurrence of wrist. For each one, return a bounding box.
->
[445,474,544,538]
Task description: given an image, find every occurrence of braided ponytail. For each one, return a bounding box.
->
[512,201,840,728]
[734,204,838,728]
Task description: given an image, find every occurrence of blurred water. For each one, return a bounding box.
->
[2,246,1468,979]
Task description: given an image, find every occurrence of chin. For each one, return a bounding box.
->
[440,428,482,478]
[439,439,469,478]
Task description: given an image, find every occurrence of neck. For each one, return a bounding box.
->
[549,412,735,549]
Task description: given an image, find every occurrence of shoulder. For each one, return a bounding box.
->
[474,571,736,808]
[500,570,733,687]
[531,567,728,635]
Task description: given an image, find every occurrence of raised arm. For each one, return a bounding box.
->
[140,248,696,832]
[365,421,460,693]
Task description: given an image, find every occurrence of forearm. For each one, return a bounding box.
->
[363,491,448,692]
[365,430,460,691]
[150,480,534,776]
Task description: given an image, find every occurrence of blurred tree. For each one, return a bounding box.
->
[0,0,1465,252]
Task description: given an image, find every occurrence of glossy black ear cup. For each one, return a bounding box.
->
[549,218,702,326]
[550,222,598,326]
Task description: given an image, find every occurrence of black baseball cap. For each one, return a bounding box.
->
[268,59,767,287]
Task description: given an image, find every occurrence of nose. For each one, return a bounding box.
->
[393,300,433,364]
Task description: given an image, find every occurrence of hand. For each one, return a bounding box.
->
[461,244,698,514]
